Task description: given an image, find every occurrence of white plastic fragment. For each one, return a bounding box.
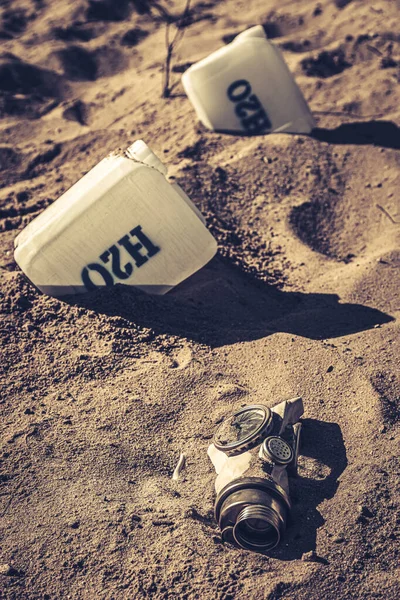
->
[126,140,168,175]
[172,453,186,481]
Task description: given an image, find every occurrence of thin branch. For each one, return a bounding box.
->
[155,0,192,98]
[376,204,399,224]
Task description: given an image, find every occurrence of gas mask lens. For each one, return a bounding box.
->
[214,405,273,456]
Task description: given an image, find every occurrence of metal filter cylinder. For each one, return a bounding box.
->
[215,477,291,552]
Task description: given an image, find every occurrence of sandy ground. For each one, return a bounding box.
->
[1,0,400,598]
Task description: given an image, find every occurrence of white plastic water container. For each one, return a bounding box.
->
[14,141,218,298]
[182,26,315,135]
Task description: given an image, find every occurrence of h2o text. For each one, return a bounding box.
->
[81,225,160,291]
[227,80,272,134]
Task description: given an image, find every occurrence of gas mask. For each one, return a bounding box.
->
[208,397,303,553]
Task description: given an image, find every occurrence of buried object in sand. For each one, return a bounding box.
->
[182,26,315,136]
[14,141,217,298]
[208,396,304,553]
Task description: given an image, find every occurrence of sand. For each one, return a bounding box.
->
[1,0,399,598]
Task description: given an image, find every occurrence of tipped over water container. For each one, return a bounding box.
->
[182,26,315,135]
[14,141,218,298]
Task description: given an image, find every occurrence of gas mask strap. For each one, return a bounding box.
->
[277,397,304,435]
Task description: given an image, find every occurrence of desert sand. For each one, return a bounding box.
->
[1,0,399,598]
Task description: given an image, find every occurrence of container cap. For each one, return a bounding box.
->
[126,140,168,176]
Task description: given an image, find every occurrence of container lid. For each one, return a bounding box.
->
[126,140,168,176]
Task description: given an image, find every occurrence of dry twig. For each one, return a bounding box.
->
[376,204,399,224]
[152,0,192,98]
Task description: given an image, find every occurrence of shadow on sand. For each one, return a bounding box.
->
[269,418,348,561]
[69,255,394,348]
[312,120,400,150]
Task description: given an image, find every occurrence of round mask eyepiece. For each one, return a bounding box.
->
[214,405,273,456]
[260,436,293,465]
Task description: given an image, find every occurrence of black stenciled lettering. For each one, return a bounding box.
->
[100,245,133,280]
[118,225,160,268]
[227,79,272,134]
[235,94,262,119]
[242,109,272,134]
[81,263,114,291]
[227,79,251,102]
[81,225,159,291]
[118,234,148,268]
[130,226,160,258]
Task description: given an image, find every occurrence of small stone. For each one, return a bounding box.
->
[16,191,29,203]
[130,514,141,523]
[301,550,319,562]
[69,520,80,529]
[333,535,345,543]
[212,535,223,544]
[334,1,354,10]
[214,166,227,182]
[0,564,11,575]
[0,564,19,576]
[357,504,373,525]
[151,520,174,526]
[358,505,373,518]
[62,100,90,126]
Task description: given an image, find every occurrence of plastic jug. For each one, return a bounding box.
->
[182,26,315,135]
[14,141,218,298]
